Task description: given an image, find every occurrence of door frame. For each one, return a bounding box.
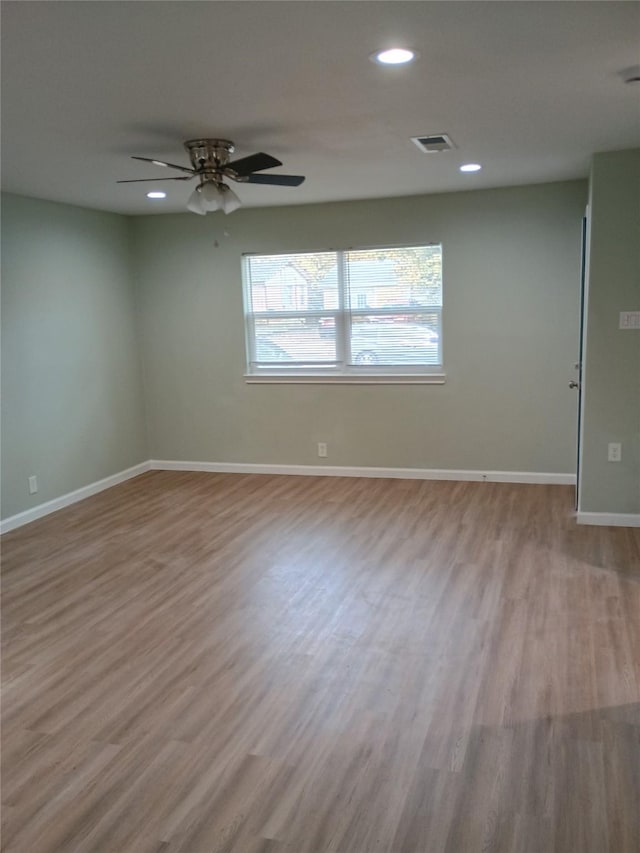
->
[576,206,590,510]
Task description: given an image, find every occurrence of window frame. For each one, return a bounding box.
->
[242,243,445,384]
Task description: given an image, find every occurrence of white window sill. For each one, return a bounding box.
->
[244,373,446,385]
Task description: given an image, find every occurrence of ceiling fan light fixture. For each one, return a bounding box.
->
[200,181,224,211]
[221,185,242,214]
[187,186,207,215]
[186,181,242,215]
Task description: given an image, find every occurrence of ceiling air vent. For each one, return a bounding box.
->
[411,134,455,153]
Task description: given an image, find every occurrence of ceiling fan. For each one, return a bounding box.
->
[118,139,305,215]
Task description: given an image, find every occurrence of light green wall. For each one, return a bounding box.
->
[0,181,588,524]
[580,150,640,514]
[1,194,148,519]
[133,181,586,473]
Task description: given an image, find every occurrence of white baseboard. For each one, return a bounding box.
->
[0,461,151,535]
[150,459,575,486]
[0,459,578,536]
[11,459,638,533]
[576,512,640,528]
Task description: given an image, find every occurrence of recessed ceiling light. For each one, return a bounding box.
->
[146,191,167,199]
[459,163,482,173]
[372,48,416,66]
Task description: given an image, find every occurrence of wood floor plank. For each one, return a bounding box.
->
[2,471,639,852]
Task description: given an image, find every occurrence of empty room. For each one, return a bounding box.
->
[1,2,639,851]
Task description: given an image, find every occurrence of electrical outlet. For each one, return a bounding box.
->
[608,443,622,463]
[317,442,328,458]
[28,475,38,494]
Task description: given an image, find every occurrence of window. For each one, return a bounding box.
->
[243,244,443,382]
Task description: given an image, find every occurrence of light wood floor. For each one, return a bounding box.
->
[2,472,639,853]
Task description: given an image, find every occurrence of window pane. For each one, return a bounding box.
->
[244,245,444,375]
[345,245,442,311]
[246,252,338,313]
[254,317,337,365]
[349,314,441,366]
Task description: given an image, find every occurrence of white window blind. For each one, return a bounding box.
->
[243,244,443,376]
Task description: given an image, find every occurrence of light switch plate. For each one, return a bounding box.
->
[608,443,622,463]
[619,311,640,329]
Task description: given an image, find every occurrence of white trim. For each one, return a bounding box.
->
[244,373,446,385]
[150,460,575,485]
[576,512,640,528]
[577,203,591,511]
[0,461,151,534]
[0,460,578,536]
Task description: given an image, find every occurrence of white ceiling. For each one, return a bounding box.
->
[2,1,639,215]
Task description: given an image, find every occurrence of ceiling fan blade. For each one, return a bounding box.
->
[245,173,306,187]
[131,156,195,174]
[117,176,194,183]
[226,152,282,177]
